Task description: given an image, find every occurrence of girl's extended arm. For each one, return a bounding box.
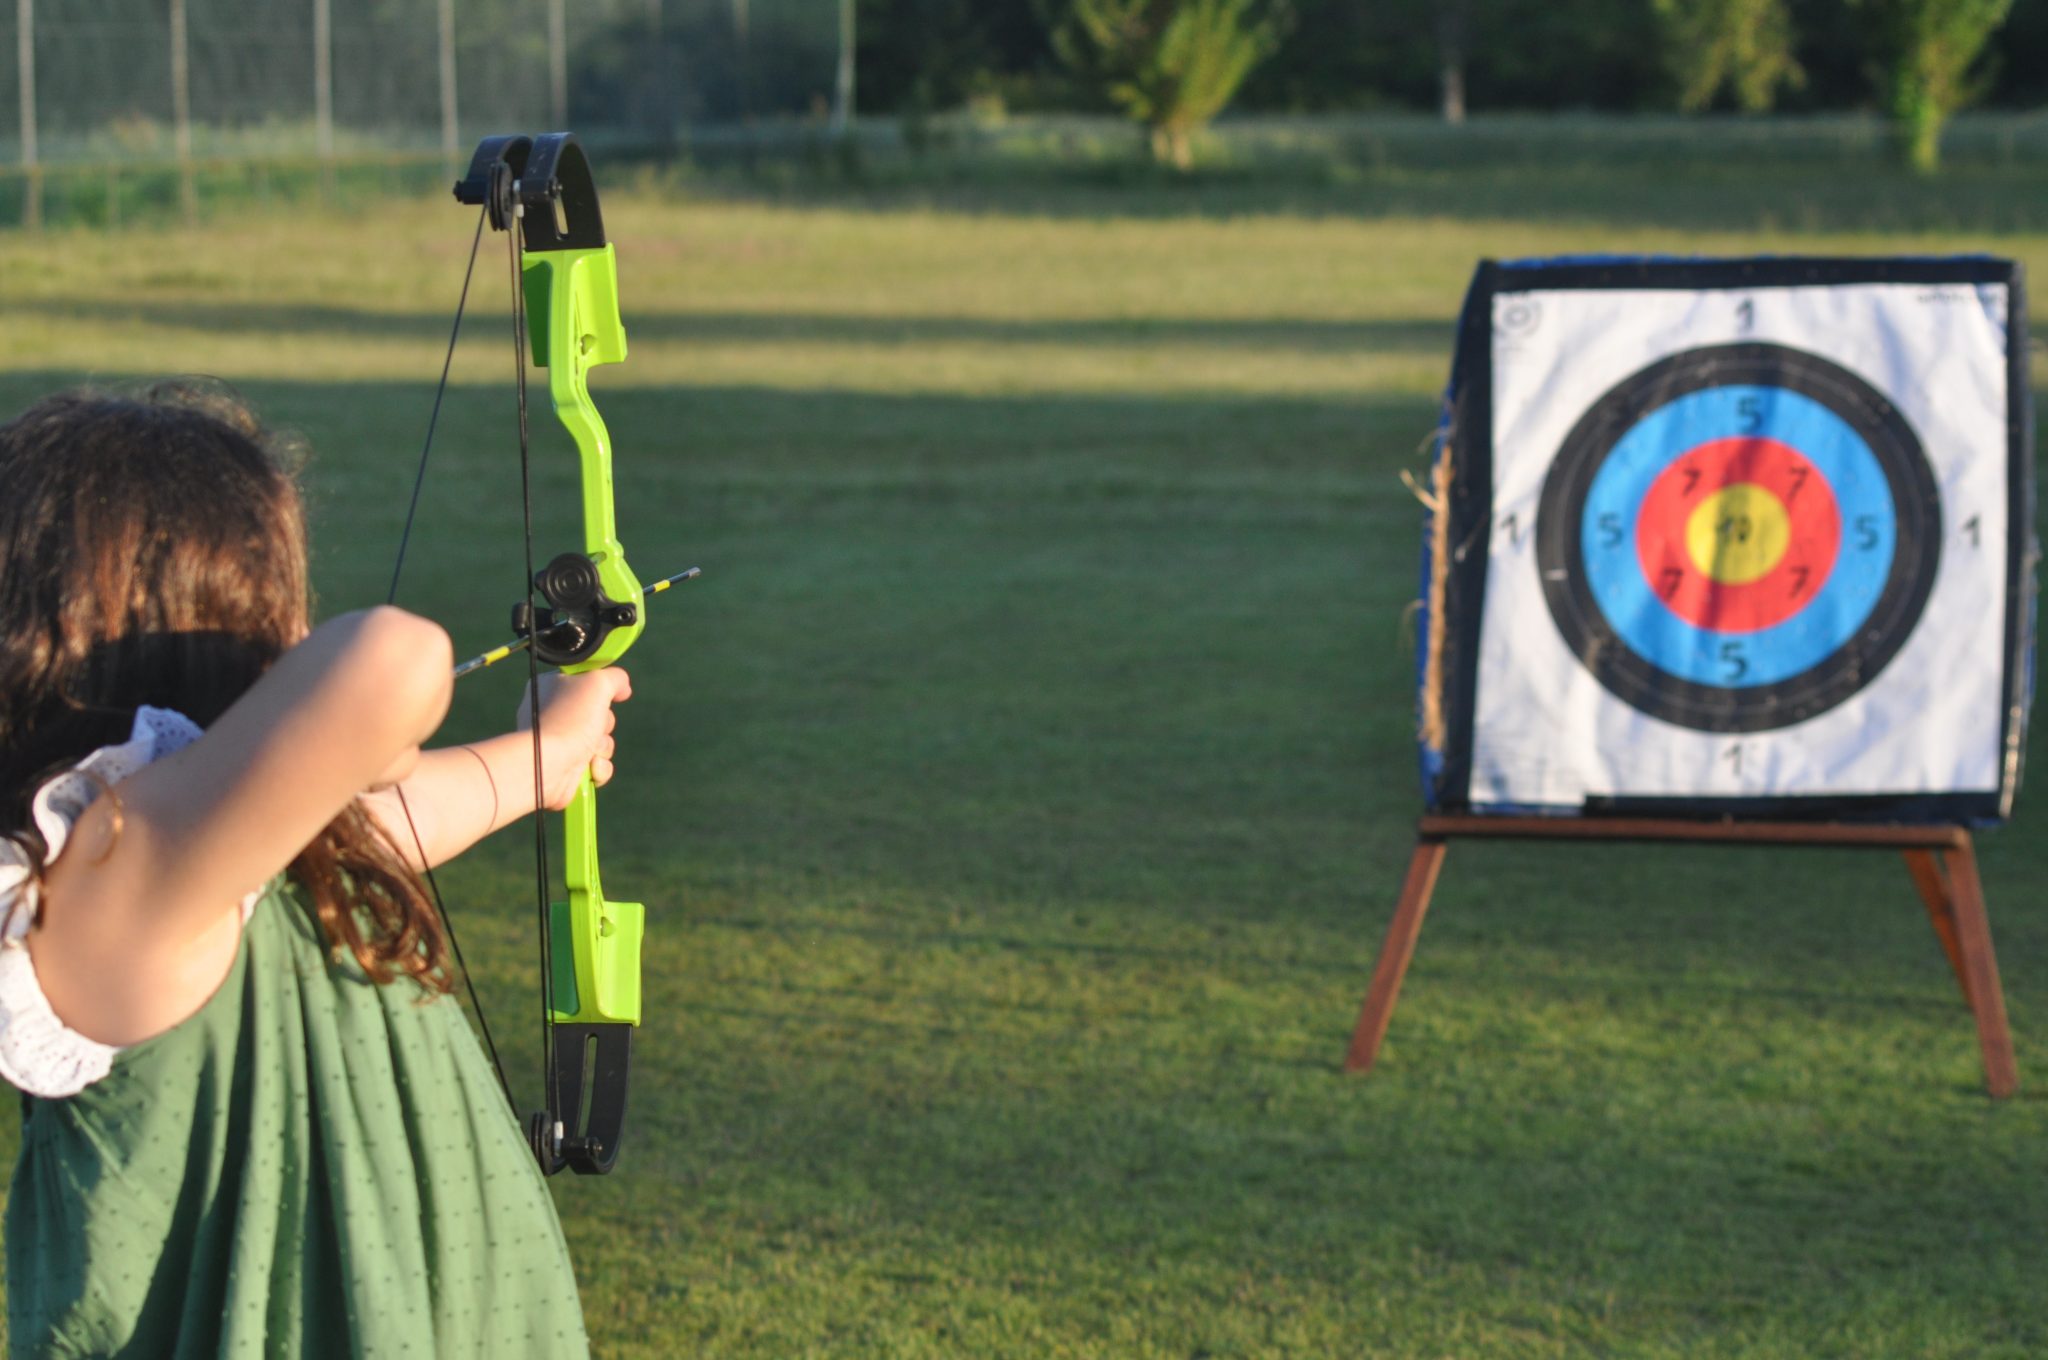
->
[361,667,633,871]
[31,607,454,1046]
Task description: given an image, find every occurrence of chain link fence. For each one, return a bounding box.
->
[0,0,845,226]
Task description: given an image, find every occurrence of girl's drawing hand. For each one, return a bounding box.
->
[515,668,633,810]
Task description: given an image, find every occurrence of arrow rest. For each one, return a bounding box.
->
[510,550,640,667]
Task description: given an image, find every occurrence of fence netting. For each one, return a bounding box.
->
[0,0,839,164]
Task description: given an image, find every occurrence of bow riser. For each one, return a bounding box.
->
[525,234,646,1023]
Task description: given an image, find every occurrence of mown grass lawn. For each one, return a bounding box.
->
[1,153,2045,1357]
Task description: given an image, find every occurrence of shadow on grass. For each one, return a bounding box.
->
[11,296,1457,357]
[0,370,1438,503]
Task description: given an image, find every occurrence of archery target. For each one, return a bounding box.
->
[1535,343,1942,733]
[1427,259,2031,817]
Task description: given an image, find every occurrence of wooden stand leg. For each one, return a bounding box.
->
[1345,837,1449,1074]
[1903,849,1974,1009]
[1939,836,2018,1099]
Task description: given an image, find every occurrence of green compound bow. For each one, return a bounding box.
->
[391,132,669,1177]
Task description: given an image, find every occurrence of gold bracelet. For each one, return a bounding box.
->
[457,745,499,834]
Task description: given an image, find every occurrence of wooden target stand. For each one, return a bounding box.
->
[1345,815,2017,1097]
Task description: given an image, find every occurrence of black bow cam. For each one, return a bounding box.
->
[451,133,607,251]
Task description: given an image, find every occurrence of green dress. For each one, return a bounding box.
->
[6,882,592,1358]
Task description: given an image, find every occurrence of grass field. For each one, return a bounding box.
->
[1,151,2046,1356]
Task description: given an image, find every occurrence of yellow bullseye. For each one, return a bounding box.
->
[1685,482,1791,585]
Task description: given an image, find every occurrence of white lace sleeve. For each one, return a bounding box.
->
[0,706,264,1098]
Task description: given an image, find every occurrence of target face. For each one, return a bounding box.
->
[1534,344,1941,733]
[1418,257,2031,820]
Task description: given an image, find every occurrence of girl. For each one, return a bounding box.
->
[0,385,629,1356]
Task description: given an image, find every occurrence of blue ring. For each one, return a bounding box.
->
[1579,386,1896,687]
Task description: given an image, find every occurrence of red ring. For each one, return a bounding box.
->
[1635,437,1841,633]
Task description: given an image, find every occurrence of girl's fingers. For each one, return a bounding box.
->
[521,665,632,800]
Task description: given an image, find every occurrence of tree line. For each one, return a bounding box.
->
[854,0,2039,170]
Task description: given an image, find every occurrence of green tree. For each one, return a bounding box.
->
[1652,0,1804,111]
[1852,0,2016,171]
[1054,0,1290,168]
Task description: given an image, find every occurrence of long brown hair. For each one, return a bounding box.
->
[0,384,450,992]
